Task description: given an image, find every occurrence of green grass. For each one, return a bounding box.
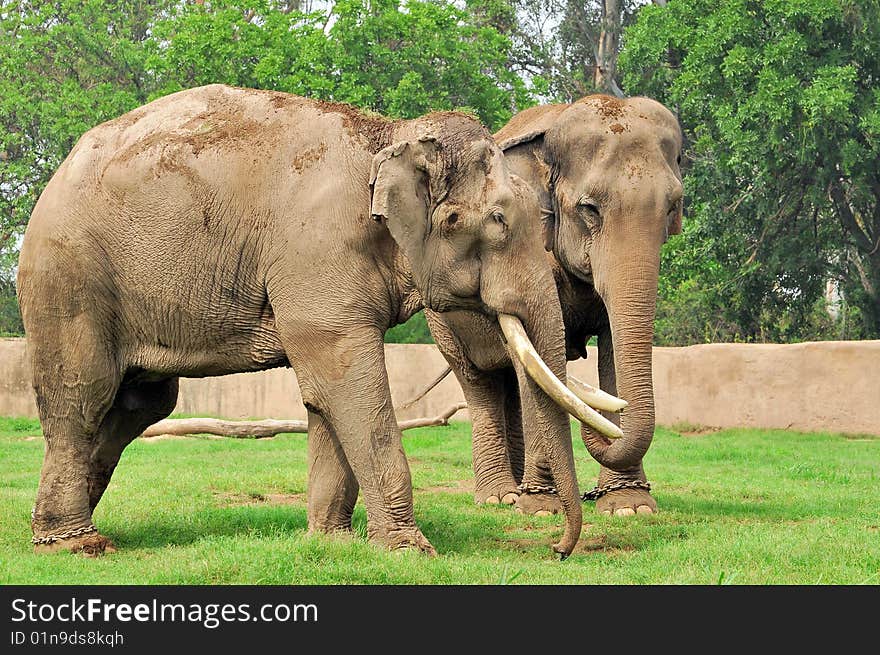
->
[1,416,878,584]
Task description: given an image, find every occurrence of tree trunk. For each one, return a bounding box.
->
[594,0,623,97]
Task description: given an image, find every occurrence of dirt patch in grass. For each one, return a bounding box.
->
[214,491,305,506]
[497,530,633,556]
[669,422,723,437]
[573,533,636,555]
[500,537,540,552]
[503,522,595,533]
[840,434,880,441]
[418,479,472,494]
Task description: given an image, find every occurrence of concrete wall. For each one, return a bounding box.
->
[2,338,878,435]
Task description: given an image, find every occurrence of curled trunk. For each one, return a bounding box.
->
[581,264,658,471]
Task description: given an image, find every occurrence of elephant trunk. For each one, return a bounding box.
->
[482,248,584,557]
[581,257,659,471]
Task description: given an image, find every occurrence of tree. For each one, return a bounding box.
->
[496,0,640,102]
[0,0,171,333]
[621,0,880,341]
[0,1,533,339]
[148,0,531,130]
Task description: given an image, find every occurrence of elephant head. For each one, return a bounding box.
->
[369,114,625,555]
[496,96,683,472]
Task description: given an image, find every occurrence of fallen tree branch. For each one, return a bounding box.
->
[396,365,453,410]
[140,402,468,439]
[141,418,306,439]
[397,402,467,430]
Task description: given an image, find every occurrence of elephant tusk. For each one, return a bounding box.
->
[567,375,628,413]
[498,314,624,440]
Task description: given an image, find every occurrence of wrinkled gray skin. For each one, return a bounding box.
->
[427,95,683,516]
[18,84,582,556]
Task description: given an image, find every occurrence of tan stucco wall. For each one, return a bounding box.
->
[2,338,878,434]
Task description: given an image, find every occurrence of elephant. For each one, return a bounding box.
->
[17,84,621,558]
[425,94,683,517]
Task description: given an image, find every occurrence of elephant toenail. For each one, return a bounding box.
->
[601,510,612,516]
[485,495,501,504]
[614,507,636,516]
[501,493,519,505]
[535,510,552,517]
[636,505,653,515]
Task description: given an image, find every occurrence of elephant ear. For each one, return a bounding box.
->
[369,138,437,263]
[669,203,683,236]
[494,104,570,151]
[495,105,570,252]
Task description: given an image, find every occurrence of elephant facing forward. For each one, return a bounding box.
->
[427,95,683,517]
[18,84,619,557]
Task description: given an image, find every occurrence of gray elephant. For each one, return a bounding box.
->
[18,84,619,558]
[426,95,683,516]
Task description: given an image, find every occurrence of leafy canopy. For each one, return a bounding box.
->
[0,0,533,338]
[621,0,880,341]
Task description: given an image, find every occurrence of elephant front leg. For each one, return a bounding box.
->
[591,462,656,516]
[292,330,435,554]
[510,370,564,517]
[425,311,519,506]
[462,371,520,506]
[307,410,359,534]
[590,328,656,516]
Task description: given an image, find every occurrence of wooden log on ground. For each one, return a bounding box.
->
[140,402,468,439]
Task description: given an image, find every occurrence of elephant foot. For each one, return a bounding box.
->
[595,487,657,517]
[475,483,519,506]
[515,492,562,516]
[370,525,437,556]
[33,532,117,557]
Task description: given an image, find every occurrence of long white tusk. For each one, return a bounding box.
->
[498,314,624,440]
[567,375,628,413]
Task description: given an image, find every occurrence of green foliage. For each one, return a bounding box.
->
[622,0,880,342]
[2,421,878,583]
[384,310,434,344]
[0,0,534,336]
[146,0,528,129]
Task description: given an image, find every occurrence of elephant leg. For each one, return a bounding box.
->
[307,409,359,534]
[459,369,520,506]
[287,328,435,554]
[88,378,179,513]
[29,322,122,556]
[593,328,656,517]
[510,367,564,517]
[424,309,518,505]
[503,368,525,484]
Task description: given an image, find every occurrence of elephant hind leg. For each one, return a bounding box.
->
[306,410,359,534]
[88,377,180,512]
[29,324,122,556]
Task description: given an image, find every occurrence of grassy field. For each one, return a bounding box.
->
[0,416,878,584]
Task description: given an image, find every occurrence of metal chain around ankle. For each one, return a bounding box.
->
[32,524,98,545]
[517,482,557,495]
[581,480,652,502]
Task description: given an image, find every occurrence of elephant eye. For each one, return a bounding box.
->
[446,212,459,226]
[577,197,601,228]
[491,210,506,227]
